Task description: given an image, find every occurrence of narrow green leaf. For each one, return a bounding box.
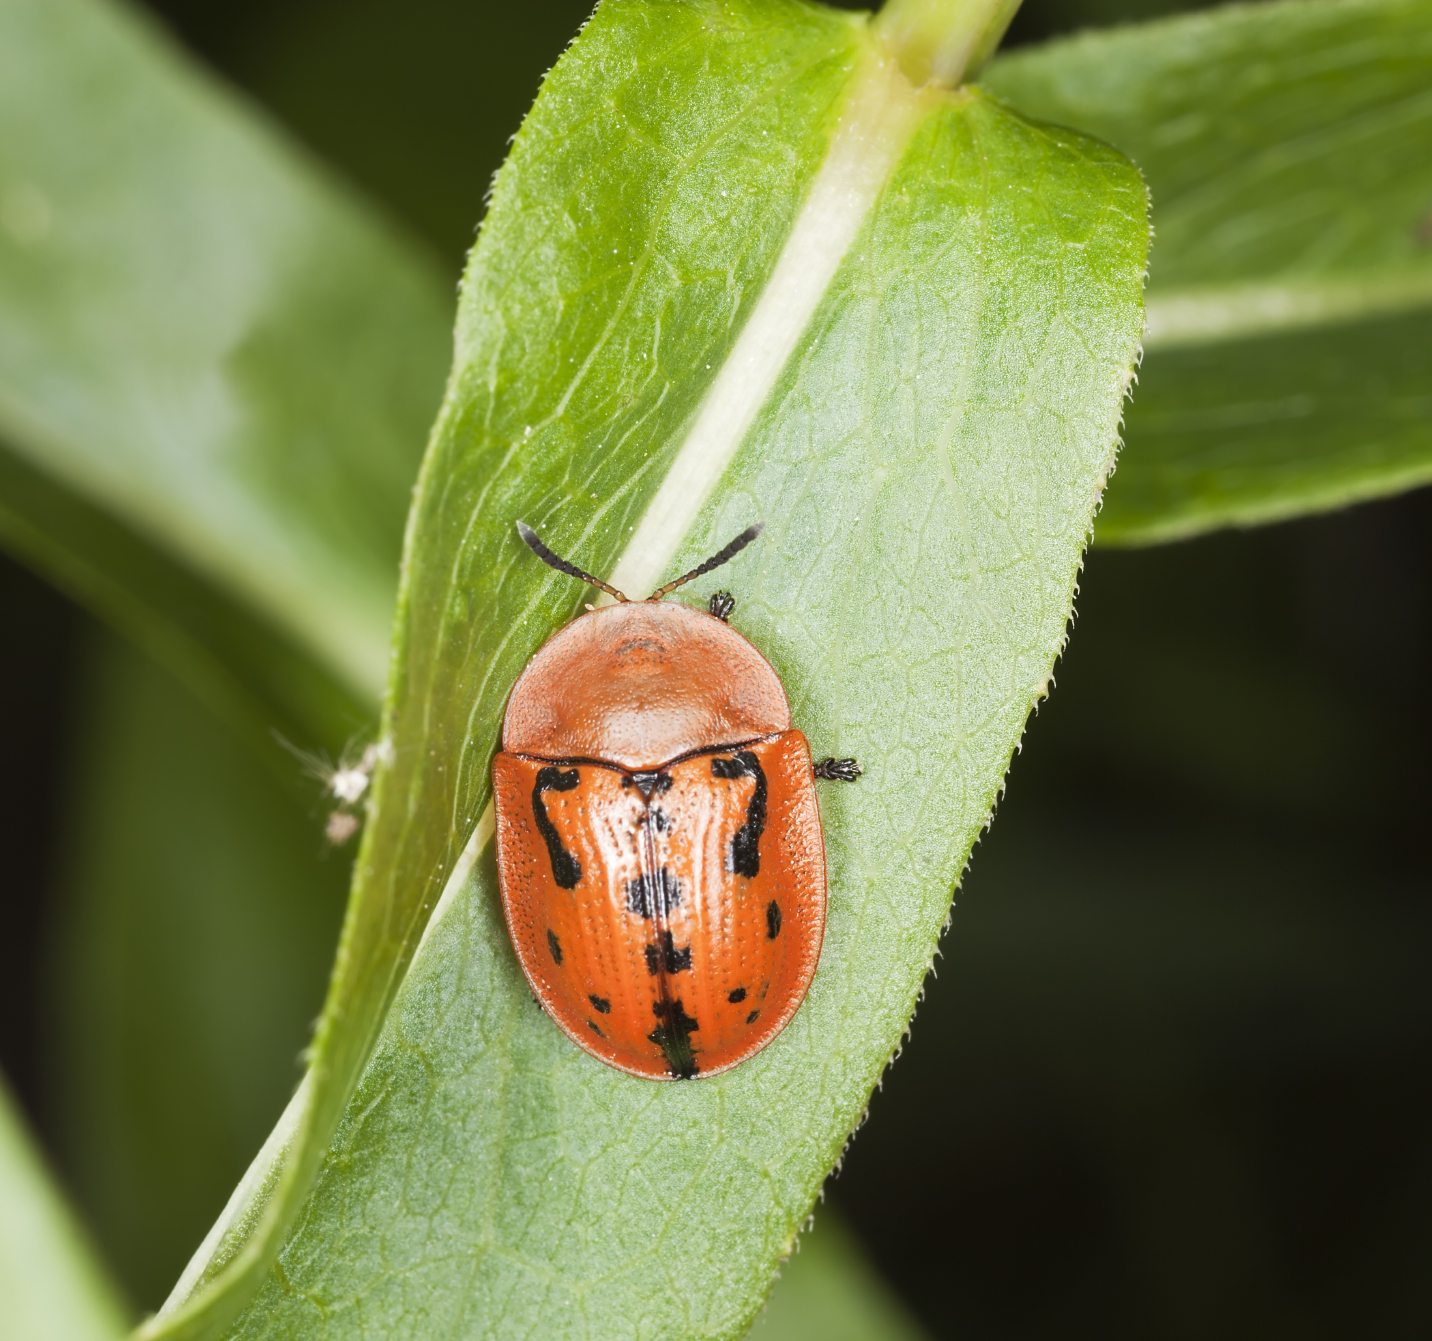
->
[1093,314,1429,540]
[750,1216,928,1341]
[0,448,365,745]
[157,0,1147,1335]
[0,0,450,734]
[0,1079,128,1341]
[985,0,1432,541]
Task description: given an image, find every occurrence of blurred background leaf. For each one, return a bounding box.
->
[0,1078,126,1341]
[985,0,1432,542]
[748,1215,928,1341]
[0,0,450,742]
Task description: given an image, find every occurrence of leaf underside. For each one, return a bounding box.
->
[986,0,1432,543]
[164,1,1151,1336]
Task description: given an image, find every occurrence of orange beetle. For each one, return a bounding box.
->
[493,522,859,1080]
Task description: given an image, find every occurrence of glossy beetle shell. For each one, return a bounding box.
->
[493,601,826,1079]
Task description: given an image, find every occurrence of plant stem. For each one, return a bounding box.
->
[874,0,1024,87]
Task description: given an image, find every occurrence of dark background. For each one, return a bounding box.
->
[3,2,1429,1337]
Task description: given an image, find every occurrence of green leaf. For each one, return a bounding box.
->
[153,0,1147,1334]
[0,1079,128,1341]
[0,0,450,738]
[750,1217,928,1341]
[984,0,1432,542]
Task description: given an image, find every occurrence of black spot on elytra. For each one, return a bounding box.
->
[546,929,563,965]
[532,766,581,888]
[712,751,767,877]
[766,900,782,939]
[626,868,683,919]
[644,930,692,975]
[746,1009,760,1024]
[648,998,700,1079]
[588,994,611,1014]
[728,986,747,1004]
[587,1019,604,1038]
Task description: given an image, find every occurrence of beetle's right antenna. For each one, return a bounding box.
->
[516,522,629,602]
[648,523,764,600]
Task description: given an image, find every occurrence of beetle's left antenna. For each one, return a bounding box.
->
[516,522,629,602]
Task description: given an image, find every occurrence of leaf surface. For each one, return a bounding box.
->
[0,0,450,736]
[985,0,1432,541]
[145,1,1150,1335]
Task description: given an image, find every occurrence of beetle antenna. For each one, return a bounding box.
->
[648,522,764,600]
[516,522,629,602]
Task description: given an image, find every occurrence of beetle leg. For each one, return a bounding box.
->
[708,590,735,621]
[813,757,861,782]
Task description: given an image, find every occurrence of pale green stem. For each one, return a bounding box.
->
[874,0,1024,87]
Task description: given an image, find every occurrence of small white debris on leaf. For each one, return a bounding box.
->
[329,766,369,805]
[325,811,361,846]
[277,733,390,847]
